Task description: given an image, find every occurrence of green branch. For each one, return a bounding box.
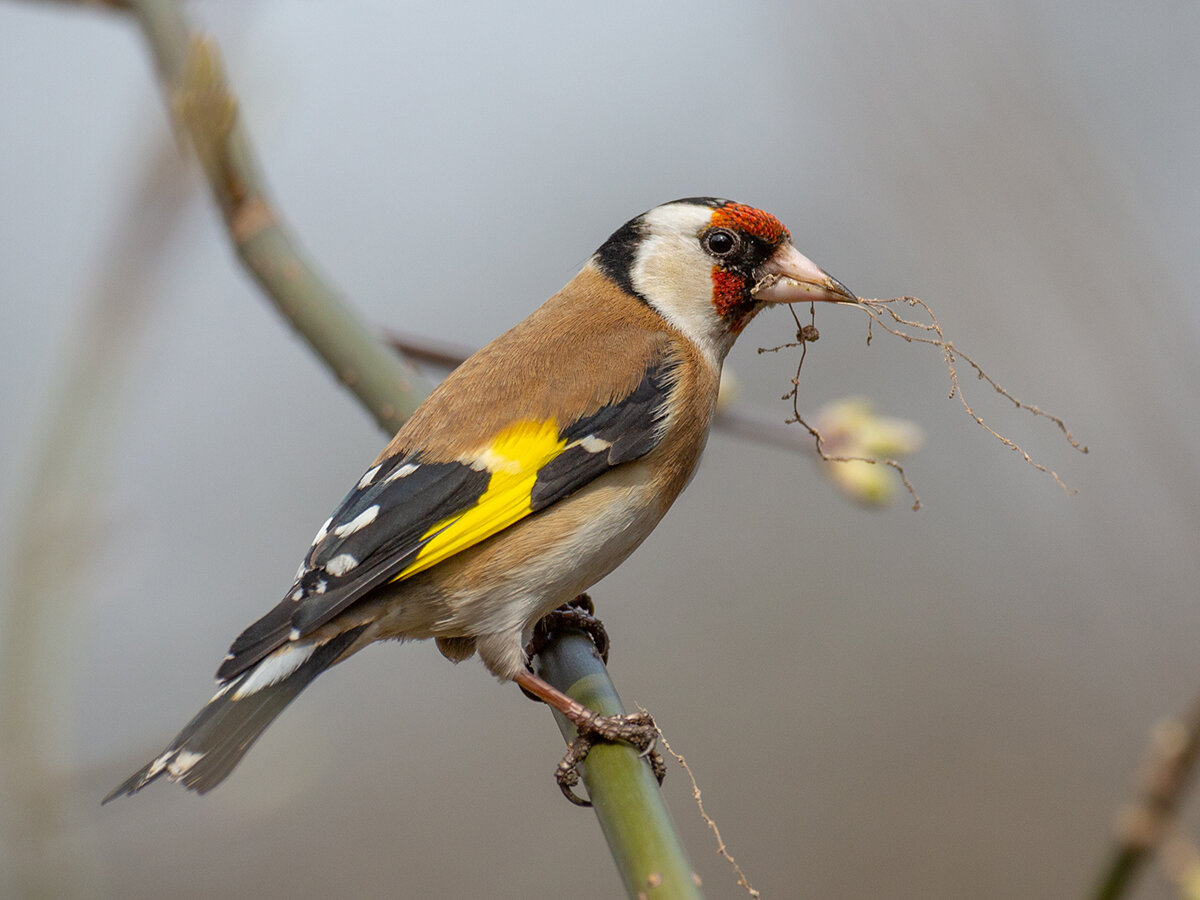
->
[537,631,703,899]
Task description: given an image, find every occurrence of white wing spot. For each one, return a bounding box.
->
[384,462,419,484]
[472,447,524,475]
[358,464,382,489]
[288,628,301,641]
[290,588,304,601]
[578,435,612,454]
[233,641,320,699]
[313,517,333,545]
[325,553,359,576]
[167,750,206,779]
[333,504,379,538]
[315,579,327,594]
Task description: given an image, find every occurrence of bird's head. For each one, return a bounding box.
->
[592,197,854,365]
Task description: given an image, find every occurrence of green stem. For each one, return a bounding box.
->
[1090,848,1140,900]
[537,631,703,900]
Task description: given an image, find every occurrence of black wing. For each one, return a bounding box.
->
[217,355,677,682]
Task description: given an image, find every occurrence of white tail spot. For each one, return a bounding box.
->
[167,750,206,779]
[232,641,319,699]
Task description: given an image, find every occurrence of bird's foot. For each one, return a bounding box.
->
[556,710,666,807]
[525,593,610,664]
[516,597,661,805]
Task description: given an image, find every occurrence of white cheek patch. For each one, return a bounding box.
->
[627,204,733,370]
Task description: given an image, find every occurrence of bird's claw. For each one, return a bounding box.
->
[554,711,665,807]
[525,593,610,664]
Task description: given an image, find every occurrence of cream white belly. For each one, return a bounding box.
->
[359,460,669,679]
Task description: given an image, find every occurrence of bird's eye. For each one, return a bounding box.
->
[702,228,738,258]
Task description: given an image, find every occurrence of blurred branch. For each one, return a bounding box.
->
[34,1,427,429]
[1,134,191,900]
[385,330,478,372]
[27,0,703,891]
[25,0,130,8]
[125,0,428,431]
[1090,696,1200,900]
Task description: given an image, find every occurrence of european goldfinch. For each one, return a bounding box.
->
[106,197,854,800]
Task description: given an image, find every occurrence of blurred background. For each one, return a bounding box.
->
[2,2,1198,897]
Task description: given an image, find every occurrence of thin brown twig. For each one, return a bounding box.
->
[864,299,1085,451]
[838,295,1086,495]
[763,303,922,510]
[640,709,759,899]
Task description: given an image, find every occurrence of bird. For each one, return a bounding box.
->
[104,197,854,802]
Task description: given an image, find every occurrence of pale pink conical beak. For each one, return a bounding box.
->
[751,243,856,305]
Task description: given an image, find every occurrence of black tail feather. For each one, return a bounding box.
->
[104,626,366,802]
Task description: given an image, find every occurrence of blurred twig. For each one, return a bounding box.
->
[1091,696,1200,900]
[1,134,190,900]
[126,0,429,431]
[35,0,703,893]
[26,0,130,7]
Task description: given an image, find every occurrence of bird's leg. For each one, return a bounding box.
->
[514,669,664,805]
[516,601,664,806]
[519,594,610,705]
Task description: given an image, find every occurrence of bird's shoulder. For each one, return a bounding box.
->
[384,265,699,461]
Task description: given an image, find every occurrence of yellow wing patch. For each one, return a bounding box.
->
[391,419,566,581]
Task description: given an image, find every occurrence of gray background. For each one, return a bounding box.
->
[2,2,1198,897]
